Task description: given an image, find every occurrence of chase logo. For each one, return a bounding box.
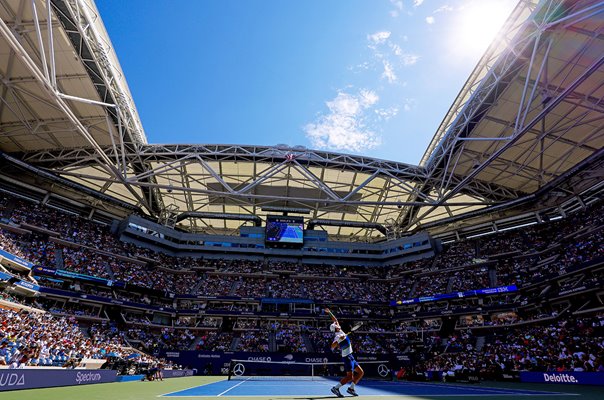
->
[304,357,329,363]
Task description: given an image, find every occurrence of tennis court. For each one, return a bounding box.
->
[8,376,603,400]
[161,378,579,398]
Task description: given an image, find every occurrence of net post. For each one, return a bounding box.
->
[311,363,314,381]
[228,360,234,381]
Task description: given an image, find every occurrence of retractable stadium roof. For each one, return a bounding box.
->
[0,0,602,241]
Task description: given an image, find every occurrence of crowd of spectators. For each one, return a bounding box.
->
[195,332,233,352]
[2,192,603,295]
[46,303,101,318]
[199,317,221,328]
[0,307,152,368]
[0,230,55,269]
[237,331,269,352]
[458,304,570,329]
[2,196,602,303]
[274,322,307,353]
[234,319,260,330]
[61,247,112,279]
[418,315,604,376]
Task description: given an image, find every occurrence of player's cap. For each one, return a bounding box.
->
[330,323,338,332]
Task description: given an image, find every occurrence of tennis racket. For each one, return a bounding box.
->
[345,322,363,335]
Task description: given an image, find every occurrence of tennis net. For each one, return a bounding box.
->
[228,359,392,381]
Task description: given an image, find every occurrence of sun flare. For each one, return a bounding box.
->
[454,1,516,58]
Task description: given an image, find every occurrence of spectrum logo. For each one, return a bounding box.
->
[75,372,102,385]
[543,373,578,383]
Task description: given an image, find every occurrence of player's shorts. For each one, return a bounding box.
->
[342,354,359,372]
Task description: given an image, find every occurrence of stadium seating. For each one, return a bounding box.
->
[0,192,602,375]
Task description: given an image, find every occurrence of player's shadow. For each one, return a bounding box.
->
[303,397,338,400]
[302,397,336,400]
[273,397,337,400]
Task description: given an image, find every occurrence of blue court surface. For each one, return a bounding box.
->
[161,378,578,397]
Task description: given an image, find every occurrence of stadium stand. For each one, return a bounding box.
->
[0,191,602,378]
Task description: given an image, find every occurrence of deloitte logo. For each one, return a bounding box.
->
[543,373,578,383]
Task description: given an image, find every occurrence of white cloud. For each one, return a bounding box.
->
[382,61,397,83]
[355,33,421,88]
[390,0,403,10]
[413,0,425,7]
[367,31,391,46]
[426,16,435,24]
[403,98,417,112]
[375,107,399,121]
[390,43,403,56]
[350,61,371,71]
[401,53,420,66]
[304,90,382,152]
[362,28,420,85]
[389,0,403,17]
[358,89,379,107]
[434,5,454,13]
[389,43,420,66]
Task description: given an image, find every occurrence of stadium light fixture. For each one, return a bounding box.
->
[261,207,312,215]
[466,231,496,240]
[498,221,538,233]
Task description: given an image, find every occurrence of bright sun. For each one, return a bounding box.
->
[454,1,517,59]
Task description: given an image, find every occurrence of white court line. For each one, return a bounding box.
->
[152,394,580,398]
[158,378,226,397]
[378,381,579,396]
[217,377,251,396]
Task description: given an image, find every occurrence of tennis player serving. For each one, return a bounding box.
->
[325,308,364,397]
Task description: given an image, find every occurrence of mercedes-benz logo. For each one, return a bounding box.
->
[233,363,245,376]
[378,364,390,378]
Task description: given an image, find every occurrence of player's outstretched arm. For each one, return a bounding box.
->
[324,308,338,324]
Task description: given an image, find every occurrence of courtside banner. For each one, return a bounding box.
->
[520,372,604,386]
[162,369,195,378]
[390,285,518,306]
[0,249,33,270]
[0,369,117,391]
[13,280,40,292]
[0,271,12,282]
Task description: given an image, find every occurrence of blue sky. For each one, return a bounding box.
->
[96,0,518,165]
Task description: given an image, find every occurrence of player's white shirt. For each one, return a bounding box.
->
[334,331,353,357]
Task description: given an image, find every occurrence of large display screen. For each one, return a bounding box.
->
[265,216,304,245]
